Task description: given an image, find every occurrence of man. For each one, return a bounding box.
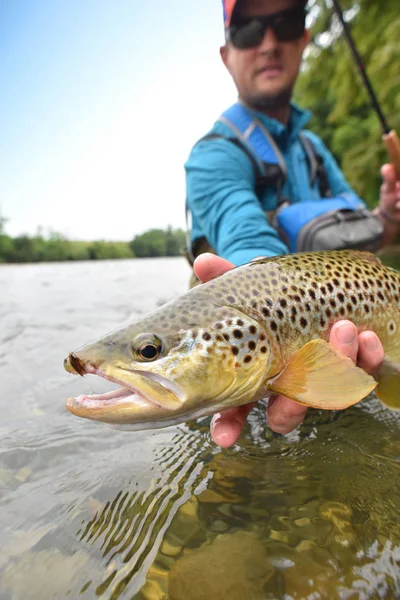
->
[185,0,400,447]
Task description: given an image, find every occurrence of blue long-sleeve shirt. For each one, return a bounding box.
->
[185,103,364,266]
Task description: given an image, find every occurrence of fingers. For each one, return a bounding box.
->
[380,164,400,211]
[329,320,359,364]
[267,395,308,434]
[357,331,385,375]
[330,321,384,375]
[210,404,255,448]
[381,163,397,185]
[193,253,234,283]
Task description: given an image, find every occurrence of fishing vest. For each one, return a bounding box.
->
[185,103,383,269]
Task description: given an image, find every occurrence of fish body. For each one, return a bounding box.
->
[64,250,400,430]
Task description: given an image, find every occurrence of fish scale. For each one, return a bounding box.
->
[64,250,400,431]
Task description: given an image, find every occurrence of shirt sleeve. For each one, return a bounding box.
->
[304,131,366,205]
[185,136,288,266]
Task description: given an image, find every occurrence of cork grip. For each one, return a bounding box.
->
[383,130,400,179]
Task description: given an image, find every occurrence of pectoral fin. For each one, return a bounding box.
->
[376,360,400,410]
[267,339,377,410]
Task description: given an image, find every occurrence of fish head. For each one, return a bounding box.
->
[64,294,271,429]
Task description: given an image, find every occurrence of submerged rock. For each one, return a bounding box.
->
[168,530,274,600]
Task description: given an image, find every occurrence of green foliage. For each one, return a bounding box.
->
[130,227,186,258]
[88,241,133,260]
[296,0,400,208]
[0,223,186,263]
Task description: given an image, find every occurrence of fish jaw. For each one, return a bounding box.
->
[65,355,185,424]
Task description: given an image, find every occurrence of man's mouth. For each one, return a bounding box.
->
[256,63,283,77]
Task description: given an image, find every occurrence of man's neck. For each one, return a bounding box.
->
[239,96,292,125]
[256,104,291,125]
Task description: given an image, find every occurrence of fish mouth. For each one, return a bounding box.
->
[65,354,185,424]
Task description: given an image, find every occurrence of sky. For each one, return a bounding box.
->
[0,0,238,241]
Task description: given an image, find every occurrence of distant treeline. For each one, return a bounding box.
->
[0,223,187,263]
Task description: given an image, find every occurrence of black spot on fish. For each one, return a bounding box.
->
[309,290,316,300]
[223,334,230,341]
[227,296,236,304]
[249,325,257,335]
[271,321,278,332]
[279,299,287,309]
[237,319,244,327]
[277,310,284,320]
[262,308,270,318]
[300,317,308,329]
[244,355,252,364]
[259,333,266,341]
[233,329,243,339]
[261,346,267,353]
[216,323,223,329]
[202,333,211,341]
[338,293,345,303]
[248,341,256,351]
[327,283,334,293]
[329,299,336,309]
[232,347,239,356]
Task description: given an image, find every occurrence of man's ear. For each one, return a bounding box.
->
[220,44,229,69]
[303,29,311,46]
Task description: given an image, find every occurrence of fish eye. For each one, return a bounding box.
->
[133,334,163,362]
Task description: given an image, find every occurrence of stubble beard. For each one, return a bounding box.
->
[245,84,294,112]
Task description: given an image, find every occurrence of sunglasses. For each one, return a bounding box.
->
[226,7,307,49]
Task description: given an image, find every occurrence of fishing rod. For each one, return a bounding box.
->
[331,0,400,178]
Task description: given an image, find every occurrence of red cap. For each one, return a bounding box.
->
[222,0,238,27]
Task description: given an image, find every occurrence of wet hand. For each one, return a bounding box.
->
[193,253,385,449]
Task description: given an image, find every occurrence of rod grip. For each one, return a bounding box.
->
[383,130,400,179]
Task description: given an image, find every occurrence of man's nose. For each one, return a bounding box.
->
[258,26,279,51]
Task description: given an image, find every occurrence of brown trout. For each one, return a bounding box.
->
[64,250,400,430]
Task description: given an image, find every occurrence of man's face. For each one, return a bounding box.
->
[221,0,309,110]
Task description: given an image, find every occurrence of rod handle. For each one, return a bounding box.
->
[383,130,400,179]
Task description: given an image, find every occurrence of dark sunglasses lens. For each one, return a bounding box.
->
[273,12,305,41]
[230,20,265,49]
[229,10,306,49]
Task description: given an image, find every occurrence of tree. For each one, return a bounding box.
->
[295,0,400,208]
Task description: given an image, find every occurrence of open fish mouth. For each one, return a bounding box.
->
[65,354,184,423]
[66,385,158,414]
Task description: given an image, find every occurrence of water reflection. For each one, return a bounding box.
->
[70,400,400,599]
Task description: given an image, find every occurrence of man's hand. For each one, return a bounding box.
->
[375,164,400,247]
[194,253,385,449]
[379,164,400,222]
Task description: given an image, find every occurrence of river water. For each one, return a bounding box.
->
[1,256,400,600]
